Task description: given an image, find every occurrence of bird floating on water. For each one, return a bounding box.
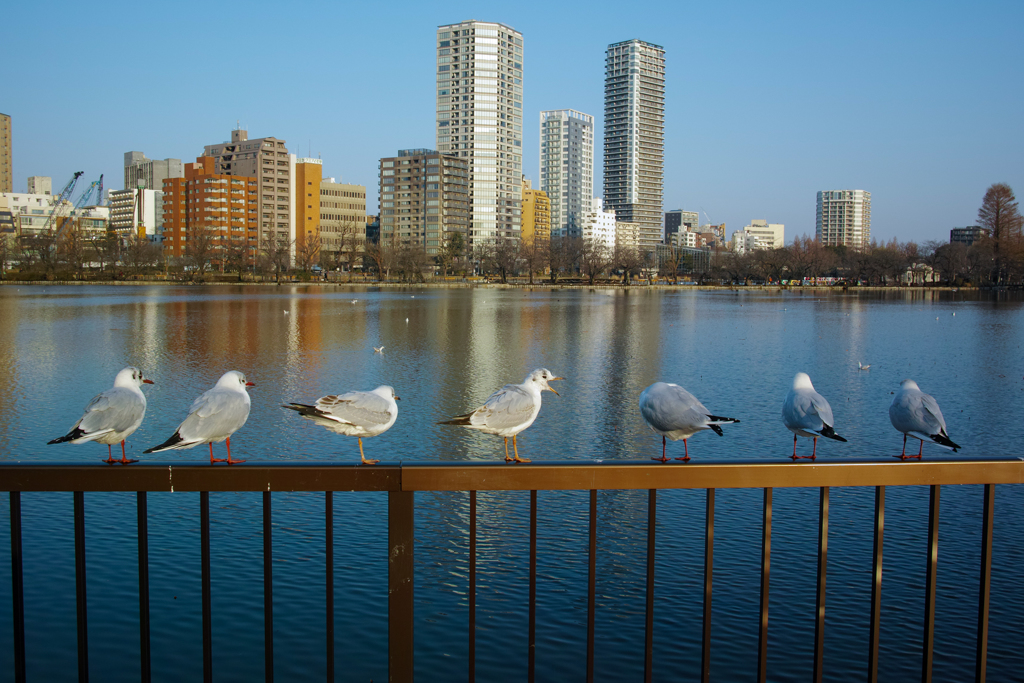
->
[48,367,153,464]
[144,371,254,465]
[889,379,960,459]
[439,369,562,463]
[374,346,385,354]
[858,362,871,370]
[284,386,399,465]
[639,382,739,462]
[782,373,847,460]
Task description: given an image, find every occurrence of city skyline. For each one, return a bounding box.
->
[3,1,1022,245]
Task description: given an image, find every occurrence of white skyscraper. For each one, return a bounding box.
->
[540,110,594,238]
[436,20,524,248]
[816,190,871,250]
[604,39,665,249]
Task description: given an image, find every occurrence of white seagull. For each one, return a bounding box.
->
[48,367,154,464]
[782,373,848,460]
[144,371,254,464]
[284,386,399,465]
[639,382,739,462]
[889,379,960,459]
[439,369,562,463]
[858,362,871,370]
[374,346,385,354]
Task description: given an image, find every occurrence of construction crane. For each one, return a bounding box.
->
[53,174,104,239]
[73,174,104,210]
[43,171,84,234]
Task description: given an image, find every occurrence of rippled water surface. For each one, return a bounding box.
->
[0,285,1023,681]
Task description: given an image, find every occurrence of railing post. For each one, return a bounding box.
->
[200,492,212,683]
[74,491,89,683]
[701,489,715,683]
[469,490,477,683]
[868,486,885,683]
[975,484,994,683]
[326,491,334,683]
[10,491,25,683]
[528,490,537,683]
[264,491,274,683]
[757,488,772,683]
[813,487,829,683]
[586,489,598,683]
[138,492,151,683]
[644,489,656,683]
[922,485,940,683]
[388,491,415,683]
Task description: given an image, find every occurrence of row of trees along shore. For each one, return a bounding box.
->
[0,184,1020,286]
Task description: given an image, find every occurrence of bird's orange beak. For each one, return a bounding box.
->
[548,377,563,396]
[143,379,155,384]
[394,395,401,401]
[246,381,256,387]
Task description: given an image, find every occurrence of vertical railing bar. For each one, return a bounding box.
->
[975,484,994,683]
[469,490,477,683]
[137,492,151,683]
[528,490,537,683]
[263,491,274,683]
[74,491,89,683]
[644,489,656,683]
[757,487,772,683]
[868,486,885,683]
[388,490,415,683]
[813,487,829,683]
[586,489,597,683]
[701,488,715,683]
[200,491,212,683]
[922,485,940,683]
[325,491,334,683]
[10,491,26,683]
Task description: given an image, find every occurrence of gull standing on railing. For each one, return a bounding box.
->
[284,386,399,465]
[782,372,848,460]
[889,379,961,459]
[47,366,154,464]
[639,382,740,462]
[144,371,254,465]
[439,369,562,463]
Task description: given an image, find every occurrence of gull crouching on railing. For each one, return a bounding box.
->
[439,368,562,463]
[144,371,254,465]
[889,379,961,460]
[284,386,399,465]
[639,382,740,462]
[47,366,154,464]
[782,372,848,460]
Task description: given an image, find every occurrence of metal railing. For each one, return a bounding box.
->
[2,457,1022,683]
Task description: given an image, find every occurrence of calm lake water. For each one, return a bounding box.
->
[0,285,1022,682]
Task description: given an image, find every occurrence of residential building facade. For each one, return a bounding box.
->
[379,149,470,256]
[0,113,10,193]
[436,20,524,248]
[816,190,871,250]
[665,209,698,243]
[579,197,617,250]
[950,226,987,247]
[520,179,550,243]
[123,152,183,192]
[1,191,72,237]
[616,221,641,249]
[540,109,593,237]
[27,176,51,195]
[742,219,785,249]
[108,188,164,239]
[604,40,665,250]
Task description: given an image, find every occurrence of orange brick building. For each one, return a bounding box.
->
[162,156,258,259]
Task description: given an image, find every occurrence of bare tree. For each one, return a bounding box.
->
[611,244,645,285]
[296,232,322,275]
[978,183,1023,284]
[578,238,611,285]
[547,236,580,283]
[122,233,161,278]
[262,233,293,283]
[0,233,15,279]
[366,231,398,281]
[221,237,250,281]
[437,230,466,278]
[61,227,87,280]
[482,237,520,284]
[184,224,217,282]
[519,236,548,285]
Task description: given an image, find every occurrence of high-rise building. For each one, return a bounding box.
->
[604,40,665,250]
[108,188,164,240]
[161,157,258,259]
[579,197,617,250]
[294,158,323,258]
[123,152,183,192]
[379,149,470,255]
[520,177,550,243]
[816,190,871,249]
[665,209,698,243]
[320,178,368,262]
[540,110,593,237]
[436,20,524,249]
[203,129,291,249]
[0,113,11,193]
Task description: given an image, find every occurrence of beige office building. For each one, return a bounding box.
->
[0,114,11,193]
[320,178,367,260]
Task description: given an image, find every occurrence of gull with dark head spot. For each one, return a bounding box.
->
[782,373,848,460]
[639,382,739,462]
[889,379,960,459]
[284,386,399,465]
[48,367,154,464]
[144,371,254,464]
[439,369,562,463]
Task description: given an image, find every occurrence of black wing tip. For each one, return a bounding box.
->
[284,403,327,419]
[707,415,739,424]
[48,427,86,445]
[709,424,724,436]
[933,434,961,451]
[143,432,184,454]
[820,425,848,442]
[438,414,473,426]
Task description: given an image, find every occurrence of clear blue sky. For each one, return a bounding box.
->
[4,0,1022,244]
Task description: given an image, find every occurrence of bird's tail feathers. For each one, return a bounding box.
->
[708,424,724,436]
[931,432,960,452]
[706,415,740,425]
[143,432,186,454]
[819,424,848,443]
[47,427,87,445]
[439,413,474,426]
[283,403,323,418]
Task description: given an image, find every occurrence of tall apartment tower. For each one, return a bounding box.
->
[379,149,470,255]
[604,40,665,250]
[436,20,524,248]
[203,129,291,248]
[123,152,184,192]
[540,110,593,238]
[0,113,10,193]
[816,190,871,250]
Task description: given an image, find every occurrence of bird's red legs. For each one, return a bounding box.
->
[898,434,923,461]
[512,434,530,463]
[504,436,511,462]
[652,435,669,463]
[674,438,690,462]
[791,435,818,460]
[224,436,245,465]
[103,444,118,464]
[210,443,226,464]
[118,439,138,465]
[359,437,379,465]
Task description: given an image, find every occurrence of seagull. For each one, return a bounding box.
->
[639,382,739,462]
[144,371,254,464]
[284,386,399,465]
[858,362,871,370]
[48,367,153,464]
[351,300,358,304]
[374,346,385,354]
[889,379,960,459]
[782,373,848,460]
[439,369,562,463]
